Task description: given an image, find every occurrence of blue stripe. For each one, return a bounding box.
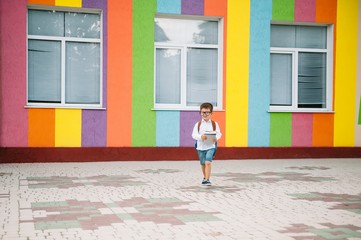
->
[157,0,181,14]
[248,0,272,146]
[156,111,180,146]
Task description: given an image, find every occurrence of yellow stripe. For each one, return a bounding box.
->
[334,0,358,146]
[55,0,81,7]
[55,109,82,147]
[225,0,250,146]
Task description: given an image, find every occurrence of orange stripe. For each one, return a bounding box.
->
[204,0,227,146]
[204,0,227,16]
[212,112,226,147]
[312,114,334,146]
[28,0,55,5]
[316,0,336,107]
[312,0,337,146]
[28,109,55,147]
[205,0,227,110]
[315,0,337,23]
[107,0,132,146]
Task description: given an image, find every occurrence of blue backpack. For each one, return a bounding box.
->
[195,120,217,157]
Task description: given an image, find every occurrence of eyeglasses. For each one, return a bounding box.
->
[201,111,211,115]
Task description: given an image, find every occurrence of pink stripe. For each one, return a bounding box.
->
[0,1,28,146]
[292,113,313,146]
[295,0,315,22]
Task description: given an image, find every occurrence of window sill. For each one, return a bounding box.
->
[25,105,106,110]
[152,108,225,112]
[268,109,334,113]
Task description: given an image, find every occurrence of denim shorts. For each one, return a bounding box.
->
[197,148,215,165]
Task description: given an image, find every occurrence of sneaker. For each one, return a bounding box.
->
[204,180,212,186]
[201,178,207,185]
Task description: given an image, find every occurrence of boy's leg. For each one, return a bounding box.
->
[205,162,211,180]
[204,148,215,180]
[197,151,206,179]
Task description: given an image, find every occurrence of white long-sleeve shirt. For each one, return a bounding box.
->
[192,119,222,151]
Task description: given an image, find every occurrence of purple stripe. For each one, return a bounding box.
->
[82,0,107,146]
[181,0,204,15]
[180,111,200,146]
[82,0,108,108]
[82,0,107,10]
[82,110,107,146]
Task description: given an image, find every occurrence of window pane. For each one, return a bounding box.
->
[270,53,292,106]
[271,25,295,48]
[271,25,327,49]
[296,26,327,49]
[65,42,100,104]
[28,40,61,103]
[155,49,181,104]
[298,53,326,108]
[28,10,64,36]
[155,18,218,44]
[65,12,100,39]
[187,48,218,107]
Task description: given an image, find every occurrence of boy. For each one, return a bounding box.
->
[192,102,222,186]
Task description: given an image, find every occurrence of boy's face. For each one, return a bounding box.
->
[200,107,212,121]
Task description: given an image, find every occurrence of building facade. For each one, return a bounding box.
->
[0,0,360,161]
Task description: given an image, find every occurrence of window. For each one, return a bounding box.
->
[154,16,223,110]
[27,8,102,108]
[270,24,333,112]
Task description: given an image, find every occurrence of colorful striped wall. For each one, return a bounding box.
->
[357,0,361,146]
[269,0,336,147]
[0,0,360,149]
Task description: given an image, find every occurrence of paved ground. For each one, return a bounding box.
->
[0,158,361,240]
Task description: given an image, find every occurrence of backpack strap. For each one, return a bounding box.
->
[197,120,216,132]
[211,120,216,131]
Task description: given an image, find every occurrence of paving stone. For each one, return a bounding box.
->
[0,159,361,239]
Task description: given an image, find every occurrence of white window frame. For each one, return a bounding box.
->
[154,15,223,111]
[26,6,103,109]
[270,22,334,113]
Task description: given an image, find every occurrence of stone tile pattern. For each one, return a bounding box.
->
[180,185,242,193]
[286,166,331,170]
[0,173,11,200]
[22,197,220,230]
[214,171,336,183]
[22,175,144,189]
[0,173,13,176]
[289,192,361,215]
[1,159,361,239]
[135,169,182,174]
[279,223,361,239]
[0,192,10,200]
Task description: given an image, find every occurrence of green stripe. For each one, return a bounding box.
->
[270,113,292,146]
[132,0,157,146]
[272,0,294,21]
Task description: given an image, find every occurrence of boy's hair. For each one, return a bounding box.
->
[200,102,213,112]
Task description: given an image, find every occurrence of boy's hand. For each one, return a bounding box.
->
[213,138,217,142]
[201,135,207,140]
